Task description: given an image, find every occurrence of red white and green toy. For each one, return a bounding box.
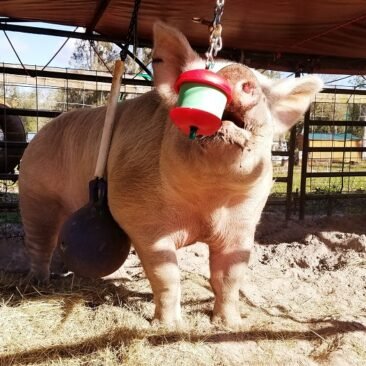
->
[170,69,232,139]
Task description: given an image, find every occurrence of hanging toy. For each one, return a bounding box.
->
[59,178,130,278]
[170,0,230,139]
[169,69,232,139]
[59,60,131,278]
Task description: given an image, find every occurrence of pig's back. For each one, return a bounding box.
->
[19,90,166,211]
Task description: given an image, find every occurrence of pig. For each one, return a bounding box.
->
[19,21,322,327]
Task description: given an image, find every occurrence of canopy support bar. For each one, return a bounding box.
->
[0,22,150,46]
[86,0,113,34]
[0,22,152,77]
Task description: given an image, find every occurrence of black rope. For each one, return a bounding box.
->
[41,26,79,71]
[115,43,152,77]
[120,0,142,61]
[3,30,31,77]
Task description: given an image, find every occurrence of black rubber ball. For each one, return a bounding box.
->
[59,200,131,278]
[59,205,131,278]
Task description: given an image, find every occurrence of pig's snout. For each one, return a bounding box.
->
[241,81,255,95]
[221,77,260,131]
[218,65,261,124]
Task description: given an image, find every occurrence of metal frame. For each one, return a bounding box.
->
[0,22,128,44]
[0,64,154,195]
[3,20,366,74]
[0,61,296,218]
[299,92,366,219]
[1,64,152,86]
[268,133,296,219]
[0,22,153,77]
[285,127,296,219]
[1,14,365,217]
[3,67,365,218]
[86,0,113,35]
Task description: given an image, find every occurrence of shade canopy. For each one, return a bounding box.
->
[1,0,366,73]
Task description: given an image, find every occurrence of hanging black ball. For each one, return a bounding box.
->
[59,178,131,278]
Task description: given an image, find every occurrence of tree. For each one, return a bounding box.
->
[69,40,152,75]
[123,47,152,75]
[61,40,152,110]
[1,86,38,133]
[69,40,120,71]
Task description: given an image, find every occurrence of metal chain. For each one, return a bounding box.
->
[205,0,225,69]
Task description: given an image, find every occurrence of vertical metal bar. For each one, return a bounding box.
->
[286,126,296,219]
[96,69,98,107]
[300,109,311,219]
[66,69,69,111]
[328,88,337,197]
[35,65,39,132]
[3,63,8,172]
[2,62,5,106]
[2,62,5,176]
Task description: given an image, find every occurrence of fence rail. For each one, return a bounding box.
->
[1,65,366,220]
[299,89,366,218]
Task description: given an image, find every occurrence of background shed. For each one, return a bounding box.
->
[309,132,362,161]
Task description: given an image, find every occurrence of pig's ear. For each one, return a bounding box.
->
[268,76,323,134]
[152,21,204,104]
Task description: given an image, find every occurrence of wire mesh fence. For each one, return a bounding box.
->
[299,88,366,217]
[0,63,152,238]
[0,64,366,238]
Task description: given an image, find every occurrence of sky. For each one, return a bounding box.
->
[0,22,80,68]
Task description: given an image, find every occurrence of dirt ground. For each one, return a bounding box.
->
[0,213,365,365]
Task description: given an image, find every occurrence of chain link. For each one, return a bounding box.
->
[205,0,225,69]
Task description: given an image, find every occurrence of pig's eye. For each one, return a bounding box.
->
[242,82,253,94]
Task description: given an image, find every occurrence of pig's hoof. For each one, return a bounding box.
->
[211,313,243,330]
[24,270,50,286]
[151,317,184,330]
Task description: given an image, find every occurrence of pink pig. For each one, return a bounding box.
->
[19,22,322,327]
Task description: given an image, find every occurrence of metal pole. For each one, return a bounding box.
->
[0,23,153,78]
[299,109,310,219]
[0,65,151,87]
[285,126,296,219]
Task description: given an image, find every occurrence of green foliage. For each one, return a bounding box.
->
[309,95,366,139]
[62,41,152,109]
[124,47,152,75]
[70,40,120,71]
[1,86,38,132]
[272,161,366,196]
[69,40,152,75]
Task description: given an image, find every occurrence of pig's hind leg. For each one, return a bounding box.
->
[20,193,66,283]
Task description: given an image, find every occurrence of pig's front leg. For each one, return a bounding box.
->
[135,238,182,326]
[209,231,254,328]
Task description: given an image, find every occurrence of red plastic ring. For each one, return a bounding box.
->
[174,69,232,103]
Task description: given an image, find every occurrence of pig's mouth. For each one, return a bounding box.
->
[222,111,245,129]
[197,111,252,149]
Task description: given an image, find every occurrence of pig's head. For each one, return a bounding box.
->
[152,22,323,185]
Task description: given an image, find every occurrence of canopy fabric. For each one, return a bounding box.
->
[1,0,366,73]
